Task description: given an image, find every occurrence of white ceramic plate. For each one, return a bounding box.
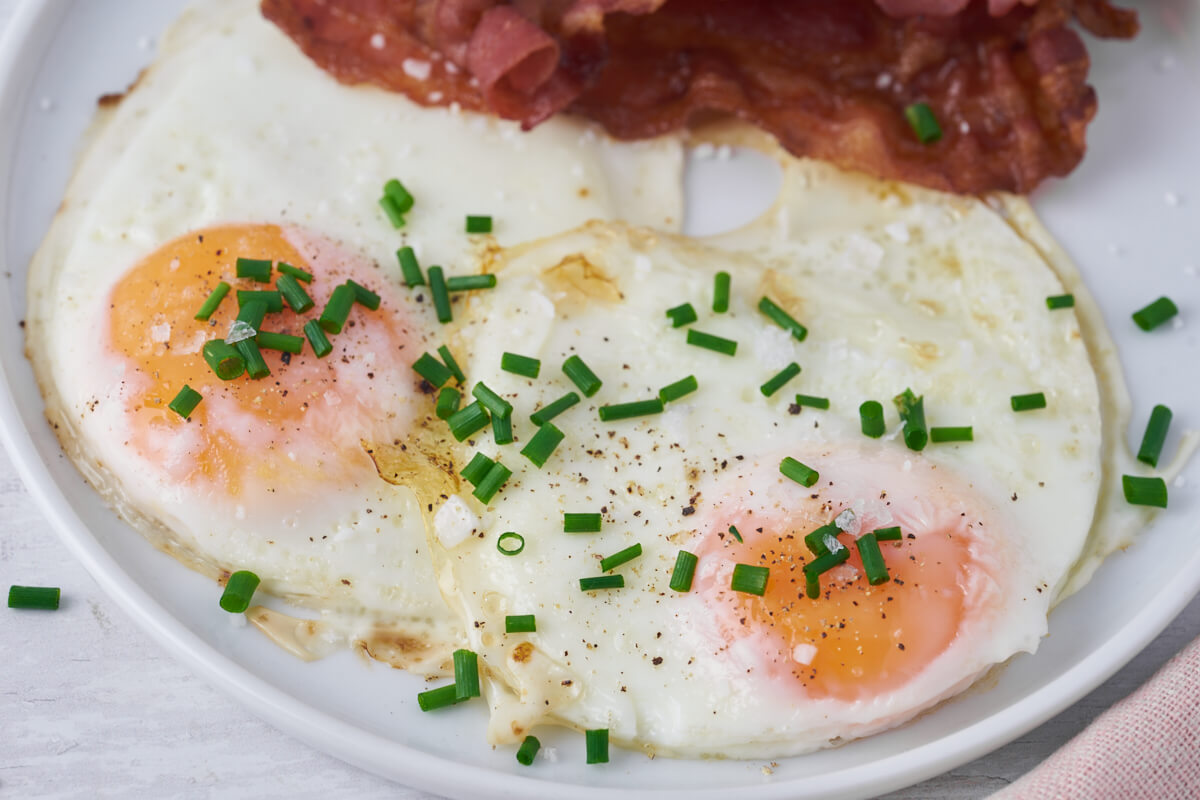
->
[1,2,1198,798]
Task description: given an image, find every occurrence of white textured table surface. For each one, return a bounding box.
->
[3,3,1199,799]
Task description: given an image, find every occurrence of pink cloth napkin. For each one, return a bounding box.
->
[992,637,1200,800]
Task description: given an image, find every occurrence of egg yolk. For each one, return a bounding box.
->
[108,223,415,496]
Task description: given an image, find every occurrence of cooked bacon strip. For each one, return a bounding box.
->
[261,0,1137,194]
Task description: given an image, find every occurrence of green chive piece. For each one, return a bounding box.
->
[666,303,698,328]
[202,340,246,381]
[417,684,461,712]
[531,392,579,425]
[168,385,203,419]
[1011,392,1047,412]
[472,382,513,418]
[758,296,807,341]
[856,532,890,585]
[713,271,731,313]
[669,551,698,592]
[436,386,461,420]
[428,266,452,324]
[1122,475,1168,508]
[585,729,609,764]
[277,262,313,283]
[466,215,493,234]
[1046,294,1075,310]
[894,388,928,451]
[275,274,314,313]
[795,394,830,410]
[516,735,541,766]
[236,340,270,380]
[598,398,664,422]
[237,289,283,313]
[1132,297,1179,331]
[860,400,886,438]
[492,411,514,445]
[731,563,769,596]
[501,352,541,379]
[497,531,525,555]
[659,375,698,403]
[686,329,737,356]
[453,649,480,701]
[7,585,60,610]
[804,545,851,576]
[235,298,268,331]
[564,512,602,533]
[780,456,819,487]
[600,543,643,572]
[219,570,260,613]
[303,319,333,358]
[580,576,624,592]
[874,526,903,541]
[255,331,305,355]
[447,401,491,442]
[760,362,801,397]
[437,345,467,384]
[905,102,943,144]
[804,523,842,557]
[319,284,356,334]
[413,352,454,388]
[236,257,272,283]
[506,615,536,634]
[728,525,743,543]
[396,246,424,287]
[195,281,231,321]
[379,194,406,228]
[472,461,512,504]
[521,422,565,468]
[461,452,495,486]
[1137,405,1173,467]
[563,355,602,397]
[384,178,415,213]
[805,571,820,599]
[446,274,497,292]
[930,426,973,443]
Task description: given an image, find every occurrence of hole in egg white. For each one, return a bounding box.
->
[683,145,783,237]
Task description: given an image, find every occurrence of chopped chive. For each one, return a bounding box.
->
[417,684,461,712]
[396,246,424,287]
[275,275,314,313]
[436,386,461,420]
[461,452,495,486]
[202,340,246,381]
[521,422,565,468]
[894,388,928,451]
[516,735,541,766]
[453,649,480,701]
[472,382,513,418]
[760,362,801,397]
[930,426,973,443]
[428,266,452,323]
[236,257,272,283]
[472,461,511,504]
[1137,405,1173,467]
[7,585,60,610]
[795,394,830,410]
[384,178,414,213]
[659,375,698,403]
[235,298,268,331]
[666,302,698,328]
[277,262,312,283]
[669,551,698,592]
[874,526,903,541]
[235,339,270,380]
[379,194,406,228]
[600,543,643,572]
[437,345,466,384]
[237,289,283,313]
[686,329,737,356]
[758,296,807,341]
[803,545,851,576]
[728,525,743,543]
[219,570,260,613]
[598,398,664,422]
[580,575,623,591]
[780,456,818,487]
[446,274,497,292]
[413,352,454,388]
[1132,297,1178,331]
[531,392,579,425]
[564,512,602,533]
[856,532,890,585]
[168,385,202,419]
[492,411,513,445]
[497,531,524,555]
[501,352,541,379]
[255,331,305,355]
[319,284,356,334]
[466,215,493,234]
[506,614,536,634]
[860,400,886,438]
[731,564,769,596]
[804,523,842,557]
[1046,294,1075,310]
[1011,392,1047,412]
[1122,475,1168,508]
[905,102,943,144]
[195,281,231,321]
[805,571,820,599]
[585,729,609,764]
[713,271,731,313]
[303,319,333,358]
[447,401,491,442]
[563,355,602,397]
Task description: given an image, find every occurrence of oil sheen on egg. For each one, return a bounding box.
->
[428,201,1112,756]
